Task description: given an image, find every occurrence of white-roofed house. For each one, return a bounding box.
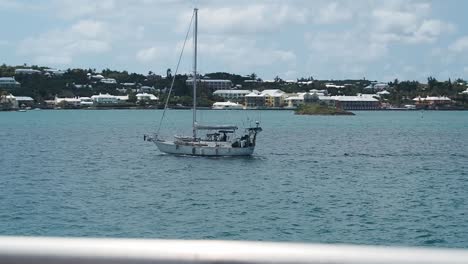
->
[364,82,389,91]
[213,90,251,103]
[14,68,41,75]
[284,93,306,108]
[186,79,232,91]
[0,77,20,89]
[136,93,158,102]
[325,83,345,89]
[261,89,286,107]
[90,74,104,80]
[91,93,119,104]
[115,95,129,102]
[285,92,335,108]
[79,97,94,107]
[15,96,34,107]
[331,94,380,110]
[44,68,65,76]
[374,82,389,90]
[309,89,327,95]
[1,94,19,109]
[245,90,265,108]
[412,96,452,108]
[55,96,81,107]
[100,78,117,84]
[377,90,391,96]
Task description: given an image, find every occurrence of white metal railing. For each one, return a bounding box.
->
[0,236,467,264]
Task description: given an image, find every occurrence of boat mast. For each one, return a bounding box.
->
[192,8,198,140]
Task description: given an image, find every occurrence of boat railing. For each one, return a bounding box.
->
[1,236,468,264]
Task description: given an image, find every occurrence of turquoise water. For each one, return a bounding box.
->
[0,110,467,248]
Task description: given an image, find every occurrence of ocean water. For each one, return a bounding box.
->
[0,109,467,248]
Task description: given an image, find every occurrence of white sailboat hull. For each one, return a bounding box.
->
[154,140,255,156]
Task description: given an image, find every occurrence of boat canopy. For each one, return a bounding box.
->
[195,124,238,130]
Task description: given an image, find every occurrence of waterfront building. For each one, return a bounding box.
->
[285,93,306,107]
[245,91,266,108]
[115,95,129,102]
[412,96,452,107]
[331,95,380,110]
[91,93,119,104]
[0,94,19,109]
[262,89,286,107]
[15,96,34,107]
[0,77,20,89]
[14,68,41,75]
[186,79,232,91]
[285,92,334,108]
[245,89,286,107]
[55,96,81,107]
[136,93,158,102]
[213,90,251,103]
[79,97,94,107]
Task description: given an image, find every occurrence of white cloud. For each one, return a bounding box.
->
[371,3,454,44]
[34,55,72,65]
[136,46,166,62]
[70,20,107,38]
[282,70,298,79]
[302,0,457,80]
[52,0,116,19]
[464,67,468,75]
[18,19,111,65]
[315,2,352,24]
[305,32,388,62]
[4,1,462,81]
[200,37,296,69]
[449,36,468,52]
[173,35,296,74]
[408,19,455,44]
[372,10,419,34]
[178,4,306,34]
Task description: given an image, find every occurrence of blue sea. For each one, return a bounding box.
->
[1,110,467,248]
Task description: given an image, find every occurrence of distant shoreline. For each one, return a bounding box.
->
[2,107,468,112]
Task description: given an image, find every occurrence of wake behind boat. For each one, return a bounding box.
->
[146,8,262,156]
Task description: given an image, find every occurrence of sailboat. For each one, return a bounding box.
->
[147,8,262,156]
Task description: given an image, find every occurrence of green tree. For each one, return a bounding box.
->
[128,93,137,103]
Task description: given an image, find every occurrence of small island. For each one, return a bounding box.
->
[294,103,355,115]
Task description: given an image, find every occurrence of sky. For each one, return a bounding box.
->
[1,0,468,82]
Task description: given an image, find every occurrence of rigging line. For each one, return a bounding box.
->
[155,10,195,137]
